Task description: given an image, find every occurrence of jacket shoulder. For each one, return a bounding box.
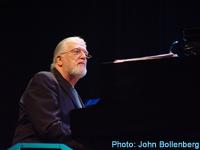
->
[26,71,59,89]
[33,71,57,81]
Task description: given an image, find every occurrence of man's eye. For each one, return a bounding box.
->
[73,49,80,54]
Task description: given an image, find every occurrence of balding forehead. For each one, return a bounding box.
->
[64,39,86,49]
[64,38,84,46]
[66,38,86,45]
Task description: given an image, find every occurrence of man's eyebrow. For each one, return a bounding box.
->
[76,47,88,53]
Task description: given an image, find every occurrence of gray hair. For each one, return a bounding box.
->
[50,36,86,70]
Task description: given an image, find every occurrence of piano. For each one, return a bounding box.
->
[70,56,200,149]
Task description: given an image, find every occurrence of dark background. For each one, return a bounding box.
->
[0,0,200,149]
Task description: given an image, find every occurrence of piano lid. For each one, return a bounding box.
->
[99,56,200,109]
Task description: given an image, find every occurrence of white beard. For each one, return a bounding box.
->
[67,66,87,78]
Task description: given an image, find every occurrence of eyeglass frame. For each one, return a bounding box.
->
[60,48,92,59]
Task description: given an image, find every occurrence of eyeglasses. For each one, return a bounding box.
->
[60,49,92,59]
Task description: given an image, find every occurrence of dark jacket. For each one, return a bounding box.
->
[12,68,85,149]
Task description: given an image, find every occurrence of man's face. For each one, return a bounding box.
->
[60,40,88,78]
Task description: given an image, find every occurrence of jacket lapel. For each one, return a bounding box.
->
[51,68,85,108]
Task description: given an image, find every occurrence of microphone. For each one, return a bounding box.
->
[169,40,179,53]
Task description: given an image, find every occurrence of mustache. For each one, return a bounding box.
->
[77,61,86,65]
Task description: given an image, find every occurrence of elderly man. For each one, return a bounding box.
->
[12,37,91,149]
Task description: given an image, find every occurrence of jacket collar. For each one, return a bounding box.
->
[51,68,85,108]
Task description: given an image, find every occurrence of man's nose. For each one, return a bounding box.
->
[80,51,87,59]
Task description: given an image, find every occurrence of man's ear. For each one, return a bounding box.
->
[56,55,62,67]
